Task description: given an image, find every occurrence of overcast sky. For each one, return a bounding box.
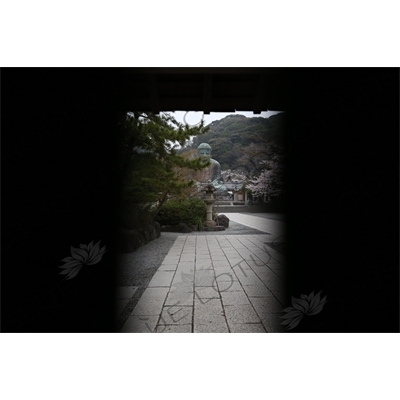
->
[170,110,283,127]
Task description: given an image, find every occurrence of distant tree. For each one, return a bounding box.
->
[187,113,285,172]
[246,155,284,199]
[221,169,248,183]
[237,138,284,177]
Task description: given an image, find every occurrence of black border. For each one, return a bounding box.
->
[1,68,398,332]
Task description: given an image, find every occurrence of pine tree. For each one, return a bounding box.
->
[117,112,210,228]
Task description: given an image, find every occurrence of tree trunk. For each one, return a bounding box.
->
[151,190,169,220]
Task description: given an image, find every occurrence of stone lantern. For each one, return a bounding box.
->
[203,180,216,228]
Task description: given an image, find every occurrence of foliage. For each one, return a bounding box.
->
[155,197,206,227]
[117,112,209,229]
[194,215,204,231]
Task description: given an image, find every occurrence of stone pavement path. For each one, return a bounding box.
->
[119,213,287,333]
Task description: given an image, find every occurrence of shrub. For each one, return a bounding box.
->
[156,197,206,227]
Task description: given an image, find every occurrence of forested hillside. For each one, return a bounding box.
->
[182,113,285,173]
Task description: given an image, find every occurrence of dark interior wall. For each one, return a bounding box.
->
[1,68,398,332]
[2,68,121,332]
[284,68,399,332]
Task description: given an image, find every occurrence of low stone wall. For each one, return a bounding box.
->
[116,221,161,253]
[213,204,283,213]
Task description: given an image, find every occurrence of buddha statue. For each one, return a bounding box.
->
[196,143,228,195]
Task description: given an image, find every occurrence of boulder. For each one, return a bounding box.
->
[215,214,229,227]
[142,221,161,242]
[117,221,161,253]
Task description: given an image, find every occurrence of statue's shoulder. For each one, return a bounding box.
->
[210,158,220,166]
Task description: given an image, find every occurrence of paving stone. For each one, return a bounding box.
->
[224,304,261,324]
[264,277,285,291]
[228,323,267,333]
[169,280,194,293]
[253,253,275,264]
[195,287,220,299]
[212,260,231,268]
[194,269,215,287]
[163,257,180,264]
[253,271,283,286]
[166,251,182,257]
[232,261,255,274]
[175,264,195,274]
[228,258,244,267]
[216,280,243,292]
[148,270,175,287]
[194,320,229,333]
[183,251,196,256]
[120,315,158,333]
[210,253,227,261]
[231,260,252,272]
[156,324,192,333]
[236,276,264,287]
[194,295,221,306]
[160,305,193,325]
[171,270,194,287]
[195,261,212,269]
[220,290,251,306]
[214,271,238,283]
[208,250,225,259]
[182,251,196,256]
[237,252,256,260]
[158,264,178,271]
[252,268,280,279]
[259,314,286,333]
[265,262,285,270]
[180,256,196,263]
[211,255,229,261]
[165,290,193,306]
[196,253,211,258]
[234,268,264,286]
[249,296,284,315]
[212,266,232,274]
[242,284,273,297]
[177,261,195,268]
[270,290,289,306]
[131,287,169,316]
[194,298,225,322]
[244,260,267,269]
